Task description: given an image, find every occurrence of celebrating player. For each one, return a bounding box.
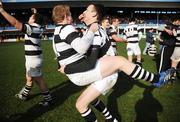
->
[0,2,52,106]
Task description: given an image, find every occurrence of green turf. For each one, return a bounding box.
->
[0,40,180,122]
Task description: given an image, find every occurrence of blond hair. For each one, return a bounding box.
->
[52,5,71,24]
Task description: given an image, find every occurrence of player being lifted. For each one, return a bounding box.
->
[0,2,52,106]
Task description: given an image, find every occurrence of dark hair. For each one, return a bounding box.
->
[171,16,180,22]
[91,4,105,22]
[34,13,44,25]
[110,15,119,24]
[100,16,110,23]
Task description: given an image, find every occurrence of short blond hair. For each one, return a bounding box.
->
[52,5,71,24]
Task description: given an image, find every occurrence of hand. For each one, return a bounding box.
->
[89,23,98,33]
[165,28,173,35]
[58,65,65,74]
[78,14,84,22]
[173,29,177,36]
[159,39,163,42]
[31,8,37,14]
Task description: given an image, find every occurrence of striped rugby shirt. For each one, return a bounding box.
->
[108,25,118,51]
[173,25,180,47]
[53,24,112,74]
[123,22,140,43]
[22,23,43,57]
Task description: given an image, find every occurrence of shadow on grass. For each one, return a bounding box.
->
[7,81,84,122]
[107,72,162,122]
[134,85,163,122]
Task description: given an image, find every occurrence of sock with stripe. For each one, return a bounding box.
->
[129,65,159,83]
[81,108,97,122]
[38,90,53,106]
[42,90,52,102]
[135,60,142,67]
[91,99,116,121]
[20,85,32,98]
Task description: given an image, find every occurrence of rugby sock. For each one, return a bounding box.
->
[81,108,97,122]
[21,85,32,98]
[135,60,142,66]
[42,90,52,102]
[91,99,115,121]
[129,65,159,83]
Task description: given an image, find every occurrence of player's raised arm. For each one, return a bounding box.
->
[0,1,23,30]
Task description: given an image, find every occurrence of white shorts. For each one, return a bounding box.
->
[25,55,43,77]
[127,43,141,56]
[67,60,102,86]
[171,47,180,62]
[91,72,118,95]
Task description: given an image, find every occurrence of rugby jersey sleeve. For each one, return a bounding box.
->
[62,25,95,54]
[21,23,32,35]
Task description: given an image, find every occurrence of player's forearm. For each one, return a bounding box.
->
[116,38,126,42]
[0,8,22,30]
[113,35,126,42]
[71,30,94,54]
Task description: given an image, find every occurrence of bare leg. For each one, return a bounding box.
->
[136,54,141,63]
[76,85,101,122]
[171,60,179,69]
[26,74,33,86]
[99,56,136,79]
[33,76,48,92]
[34,76,52,106]
[76,85,102,113]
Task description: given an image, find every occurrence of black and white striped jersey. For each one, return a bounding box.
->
[52,24,94,66]
[123,22,140,43]
[22,23,43,57]
[53,24,112,74]
[173,25,180,47]
[108,25,118,51]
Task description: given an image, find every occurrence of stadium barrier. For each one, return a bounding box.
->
[0,24,165,42]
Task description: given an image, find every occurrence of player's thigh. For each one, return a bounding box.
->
[77,85,102,106]
[91,72,118,95]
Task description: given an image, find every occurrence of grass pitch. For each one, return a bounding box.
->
[0,40,180,122]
